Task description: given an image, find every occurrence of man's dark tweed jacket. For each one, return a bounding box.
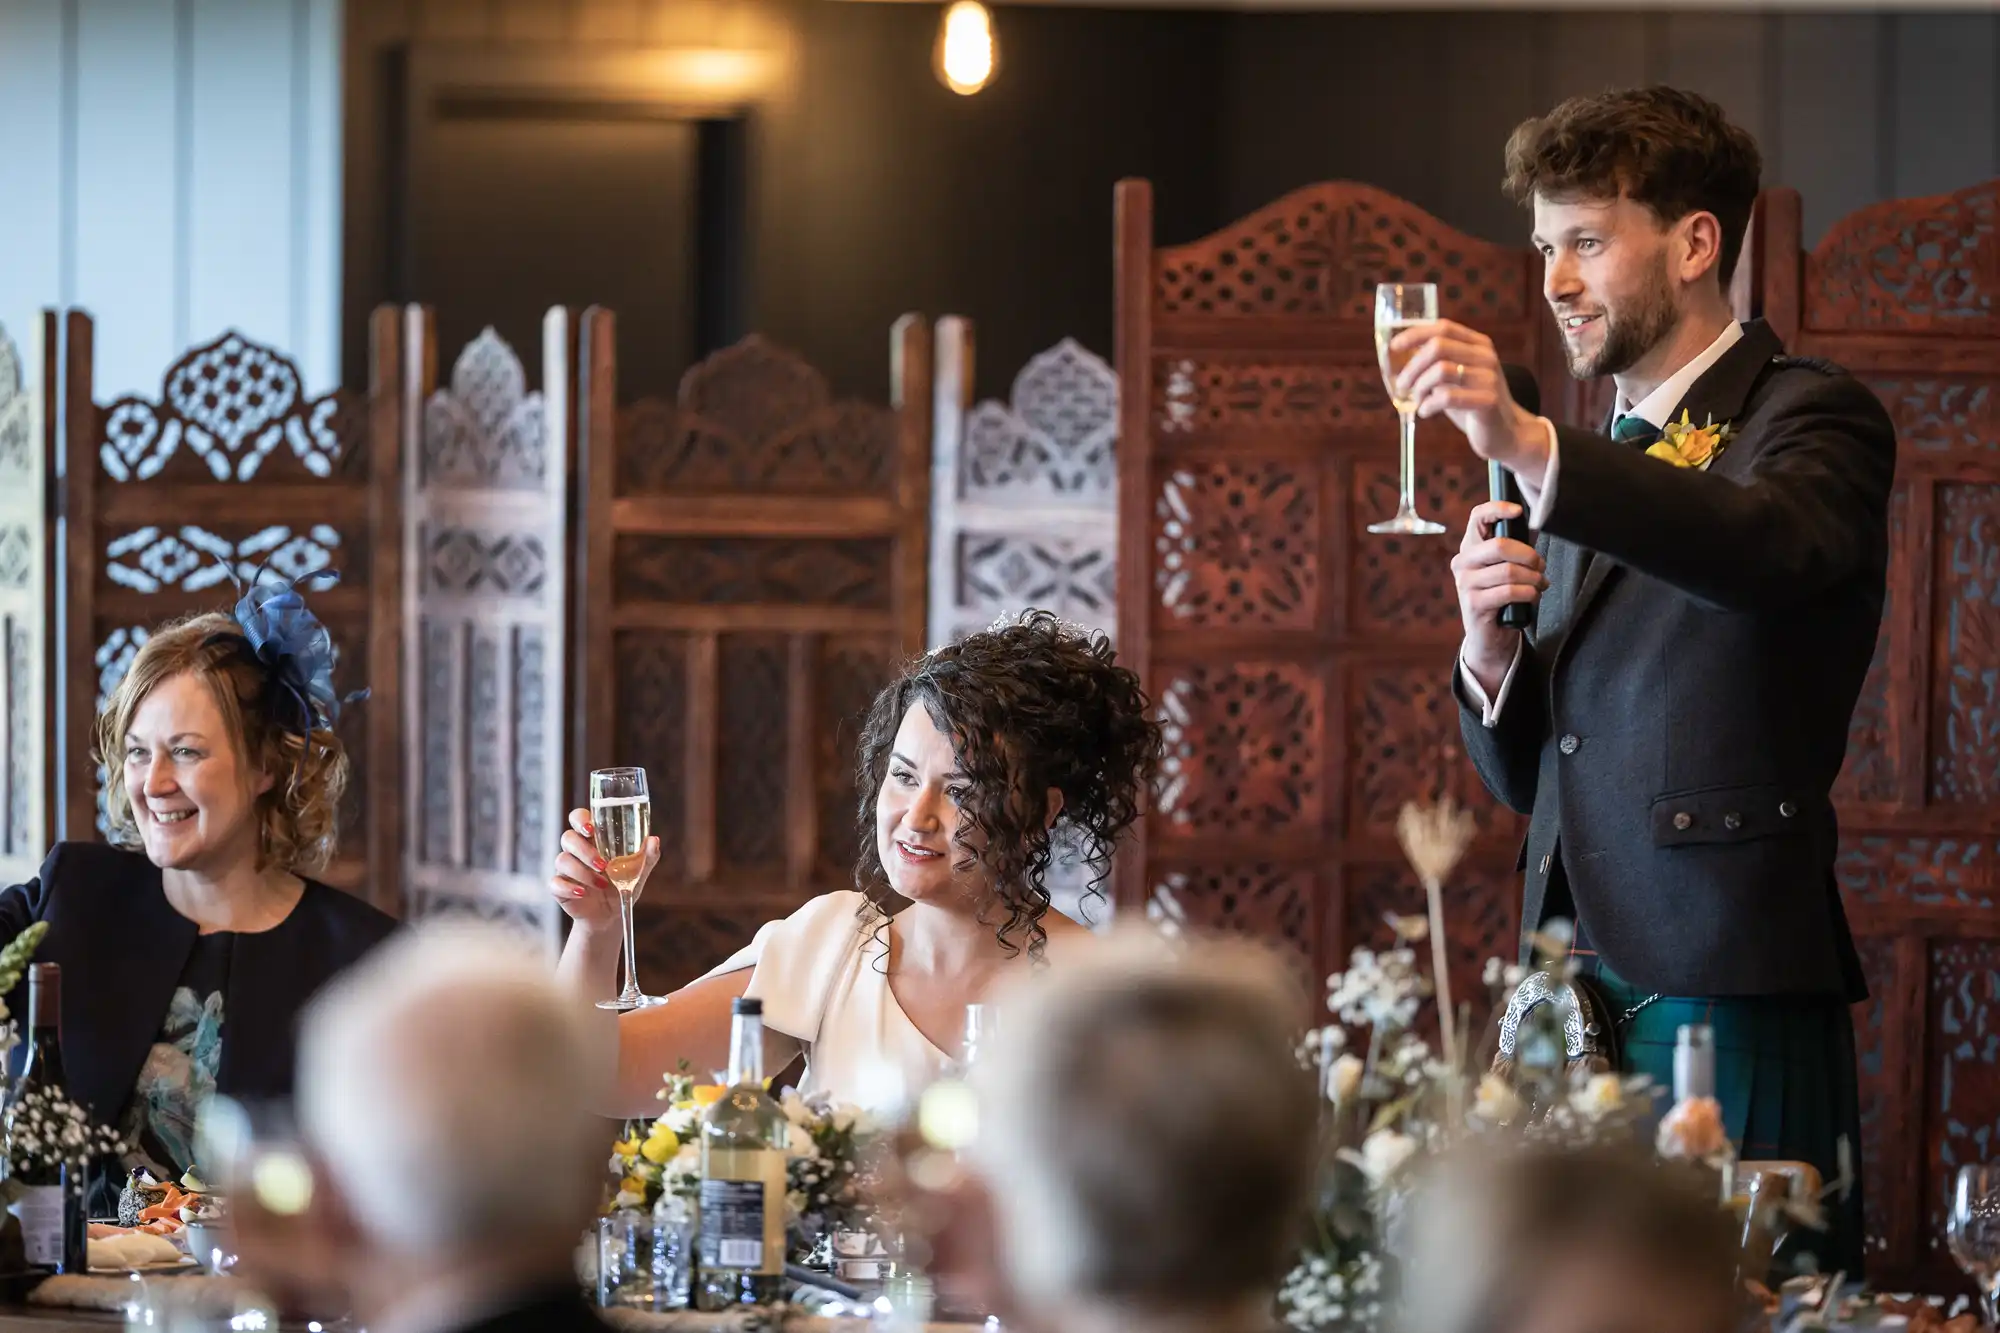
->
[1456,319,1895,1001]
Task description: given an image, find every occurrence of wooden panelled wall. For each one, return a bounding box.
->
[1746,183,2000,1292]
[575,311,932,993]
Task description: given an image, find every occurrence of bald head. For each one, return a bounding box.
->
[297,921,609,1259]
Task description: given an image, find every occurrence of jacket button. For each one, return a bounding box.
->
[1723,812,1742,831]
[1672,812,1693,831]
[1558,734,1580,755]
[1779,801,1797,818]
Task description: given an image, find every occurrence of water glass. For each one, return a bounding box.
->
[1948,1164,2000,1328]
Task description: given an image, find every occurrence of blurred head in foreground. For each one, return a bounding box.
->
[294,921,610,1324]
[1398,1141,1741,1333]
[958,928,1316,1333]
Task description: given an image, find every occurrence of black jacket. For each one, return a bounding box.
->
[1,841,398,1123]
[1456,320,1894,1000]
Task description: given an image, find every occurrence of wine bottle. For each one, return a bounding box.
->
[694,998,787,1310]
[9,964,87,1274]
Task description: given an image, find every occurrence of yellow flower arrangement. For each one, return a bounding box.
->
[1644,409,1736,470]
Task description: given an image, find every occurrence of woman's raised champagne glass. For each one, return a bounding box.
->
[1368,282,1447,536]
[591,766,664,1011]
[1949,1164,2000,1329]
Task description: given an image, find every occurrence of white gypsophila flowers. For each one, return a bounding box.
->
[1324,947,1430,1031]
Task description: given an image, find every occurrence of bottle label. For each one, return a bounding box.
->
[10,1185,65,1266]
[699,1179,770,1270]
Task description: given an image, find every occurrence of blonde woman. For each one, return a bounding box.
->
[1,576,395,1190]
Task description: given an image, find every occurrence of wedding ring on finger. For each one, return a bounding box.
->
[1452,362,1465,383]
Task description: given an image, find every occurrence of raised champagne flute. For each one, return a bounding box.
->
[1368,281,1448,536]
[1949,1163,2000,1329]
[592,766,665,1011]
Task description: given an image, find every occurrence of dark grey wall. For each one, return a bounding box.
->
[345,4,2000,404]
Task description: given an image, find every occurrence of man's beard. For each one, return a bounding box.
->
[1563,253,1680,380]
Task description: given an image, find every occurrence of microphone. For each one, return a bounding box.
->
[1493,363,1541,631]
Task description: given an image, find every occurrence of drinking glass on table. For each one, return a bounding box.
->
[1948,1164,2000,1328]
[1368,281,1447,536]
[591,766,665,1011]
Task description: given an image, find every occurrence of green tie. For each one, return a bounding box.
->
[1611,413,1656,445]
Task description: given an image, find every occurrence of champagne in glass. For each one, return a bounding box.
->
[591,766,665,1011]
[1367,282,1448,536]
[1948,1164,2000,1329]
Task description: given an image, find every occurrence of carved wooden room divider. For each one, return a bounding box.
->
[575,312,932,993]
[59,311,405,913]
[1747,184,2000,1291]
[929,320,1120,924]
[0,317,56,888]
[401,308,572,949]
[1111,178,1582,1007]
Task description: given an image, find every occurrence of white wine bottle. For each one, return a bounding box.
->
[694,998,788,1310]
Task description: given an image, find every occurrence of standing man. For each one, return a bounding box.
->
[1393,86,1893,1273]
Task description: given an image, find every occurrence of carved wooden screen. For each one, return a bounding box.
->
[59,312,405,913]
[1113,179,1569,1002]
[0,317,56,887]
[402,309,571,949]
[577,313,932,993]
[929,319,1120,924]
[1750,184,2000,1291]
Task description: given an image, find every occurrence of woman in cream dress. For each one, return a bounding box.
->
[552,612,1163,1116]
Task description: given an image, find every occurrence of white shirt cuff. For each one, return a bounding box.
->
[1459,639,1523,728]
[1513,417,1560,530]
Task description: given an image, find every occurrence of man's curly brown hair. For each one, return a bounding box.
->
[852,611,1163,961]
[1503,86,1762,286]
[96,611,349,874]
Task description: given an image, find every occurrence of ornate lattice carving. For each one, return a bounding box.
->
[613,632,687,867]
[1851,935,1895,1260]
[618,338,896,495]
[94,627,150,712]
[1154,359,1391,435]
[0,526,29,592]
[408,887,556,945]
[1834,835,1997,909]
[817,639,893,883]
[467,630,504,871]
[1351,667,1504,838]
[1808,182,2000,334]
[6,620,29,858]
[425,528,547,598]
[1148,865,1314,976]
[1352,459,1485,633]
[0,327,28,478]
[103,524,344,593]
[1156,662,1322,835]
[1836,628,1894,806]
[418,619,456,867]
[717,636,789,870]
[1868,379,2000,455]
[98,331,358,482]
[615,536,893,610]
[636,905,775,998]
[961,339,1116,502]
[1347,861,1517,1042]
[1154,462,1318,627]
[423,328,546,487]
[1926,940,2000,1256]
[952,533,1114,640]
[1929,483,2000,805]
[513,627,548,875]
[1155,183,1531,321]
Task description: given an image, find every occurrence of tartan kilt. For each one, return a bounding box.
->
[1587,960,1867,1278]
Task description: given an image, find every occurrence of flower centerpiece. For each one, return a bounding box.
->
[0,922,48,1074]
[606,1069,881,1257]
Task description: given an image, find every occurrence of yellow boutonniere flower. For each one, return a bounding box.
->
[1644,409,1736,470]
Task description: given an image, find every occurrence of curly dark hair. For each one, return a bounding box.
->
[852,611,1164,961]
[1503,86,1762,285]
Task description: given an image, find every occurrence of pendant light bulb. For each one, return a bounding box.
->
[936,0,997,96]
